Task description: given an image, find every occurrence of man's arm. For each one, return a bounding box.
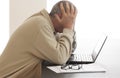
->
[33,24,74,64]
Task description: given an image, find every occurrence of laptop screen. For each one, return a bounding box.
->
[92,34,107,62]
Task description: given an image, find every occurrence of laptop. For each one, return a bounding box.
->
[67,35,108,64]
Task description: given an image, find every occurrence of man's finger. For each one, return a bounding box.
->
[54,14,61,22]
[71,4,74,14]
[60,3,65,15]
[66,2,70,14]
[74,7,78,17]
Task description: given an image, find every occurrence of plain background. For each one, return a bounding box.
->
[47,0,120,54]
[0,0,46,55]
[10,0,46,35]
[0,0,9,55]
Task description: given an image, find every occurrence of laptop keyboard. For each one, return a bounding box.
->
[73,54,93,62]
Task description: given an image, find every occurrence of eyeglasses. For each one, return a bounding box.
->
[61,64,83,70]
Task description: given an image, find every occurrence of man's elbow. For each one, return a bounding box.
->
[55,55,69,65]
[53,47,71,64]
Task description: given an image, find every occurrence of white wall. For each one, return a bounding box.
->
[0,0,9,55]
[48,0,120,39]
[0,0,46,55]
[10,0,47,35]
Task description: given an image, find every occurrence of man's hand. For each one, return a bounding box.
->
[54,2,77,30]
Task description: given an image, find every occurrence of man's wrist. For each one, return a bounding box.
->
[63,28,74,37]
[64,26,73,30]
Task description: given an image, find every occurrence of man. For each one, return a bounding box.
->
[0,0,77,78]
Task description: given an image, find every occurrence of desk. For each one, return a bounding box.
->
[42,38,120,78]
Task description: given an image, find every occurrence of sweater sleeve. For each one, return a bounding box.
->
[34,23,74,64]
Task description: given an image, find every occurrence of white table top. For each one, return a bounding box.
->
[42,38,120,78]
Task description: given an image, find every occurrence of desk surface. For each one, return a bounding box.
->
[42,38,120,78]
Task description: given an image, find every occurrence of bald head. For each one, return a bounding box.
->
[50,1,76,17]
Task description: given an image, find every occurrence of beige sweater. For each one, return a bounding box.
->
[0,9,74,78]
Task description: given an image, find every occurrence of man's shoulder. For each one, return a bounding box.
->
[28,15,47,23]
[23,15,49,30]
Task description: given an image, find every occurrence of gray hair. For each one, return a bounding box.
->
[50,1,76,17]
